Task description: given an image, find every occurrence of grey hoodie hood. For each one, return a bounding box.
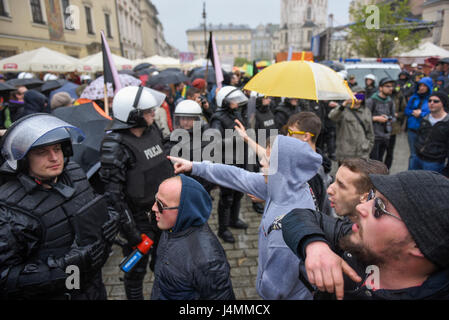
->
[267,135,322,204]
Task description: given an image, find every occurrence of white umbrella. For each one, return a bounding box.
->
[0,47,80,72]
[79,52,136,73]
[80,74,141,100]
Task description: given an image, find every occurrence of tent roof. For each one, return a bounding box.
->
[399,42,449,58]
[0,47,80,72]
[79,52,135,72]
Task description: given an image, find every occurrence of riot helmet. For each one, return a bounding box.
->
[173,100,203,130]
[215,86,248,109]
[110,86,166,130]
[364,74,376,84]
[1,113,85,172]
[251,91,271,109]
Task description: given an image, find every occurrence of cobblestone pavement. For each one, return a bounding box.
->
[103,132,410,300]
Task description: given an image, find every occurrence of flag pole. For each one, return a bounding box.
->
[203,2,208,84]
[104,83,109,116]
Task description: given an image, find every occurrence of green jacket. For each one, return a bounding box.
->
[329,104,375,162]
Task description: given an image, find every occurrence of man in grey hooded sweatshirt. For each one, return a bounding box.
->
[168,134,322,300]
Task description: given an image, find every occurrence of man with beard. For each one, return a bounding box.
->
[282,170,449,300]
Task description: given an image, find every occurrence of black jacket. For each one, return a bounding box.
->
[0,162,113,300]
[281,208,449,300]
[415,114,449,165]
[151,175,234,300]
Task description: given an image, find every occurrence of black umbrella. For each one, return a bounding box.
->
[147,70,189,86]
[189,66,226,84]
[133,62,153,72]
[52,103,112,178]
[118,69,138,78]
[40,79,66,93]
[6,78,43,89]
[136,67,159,76]
[0,82,16,92]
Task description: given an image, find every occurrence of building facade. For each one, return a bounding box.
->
[0,0,177,60]
[0,0,121,58]
[186,23,252,61]
[280,0,328,52]
[116,0,143,59]
[422,0,449,50]
[251,23,280,61]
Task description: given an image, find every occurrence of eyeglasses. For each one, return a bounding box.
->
[288,129,315,137]
[367,190,402,221]
[429,99,441,104]
[155,197,178,213]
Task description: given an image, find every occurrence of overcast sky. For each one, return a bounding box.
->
[151,0,351,52]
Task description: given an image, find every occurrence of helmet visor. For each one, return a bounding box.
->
[173,114,203,130]
[224,89,248,107]
[138,87,166,111]
[2,114,85,168]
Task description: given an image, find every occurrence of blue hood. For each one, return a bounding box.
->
[414,77,433,96]
[267,135,322,204]
[172,174,212,233]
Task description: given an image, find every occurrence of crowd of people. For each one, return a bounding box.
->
[0,55,448,301]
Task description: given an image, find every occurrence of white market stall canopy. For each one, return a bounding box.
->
[78,52,136,73]
[398,42,449,64]
[135,55,181,69]
[0,47,81,72]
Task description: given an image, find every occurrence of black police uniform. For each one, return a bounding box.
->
[167,123,215,193]
[274,99,302,129]
[209,107,248,242]
[100,123,173,300]
[0,161,116,300]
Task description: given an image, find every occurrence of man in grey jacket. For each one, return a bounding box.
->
[329,86,375,164]
[366,78,396,163]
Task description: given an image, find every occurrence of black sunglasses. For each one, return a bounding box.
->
[155,197,178,213]
[429,99,441,104]
[367,190,402,221]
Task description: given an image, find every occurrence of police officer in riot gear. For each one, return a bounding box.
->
[168,99,214,193]
[209,86,249,243]
[99,86,173,300]
[0,113,118,300]
[274,98,302,129]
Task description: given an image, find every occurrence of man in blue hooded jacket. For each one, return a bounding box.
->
[168,135,322,300]
[405,77,433,169]
[150,175,235,300]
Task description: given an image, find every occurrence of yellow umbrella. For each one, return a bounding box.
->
[244,60,354,102]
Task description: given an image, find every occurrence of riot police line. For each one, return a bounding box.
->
[0,84,268,300]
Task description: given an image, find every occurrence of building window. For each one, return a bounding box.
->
[85,6,94,34]
[307,7,312,20]
[0,0,9,17]
[307,30,312,42]
[30,0,45,24]
[105,13,112,38]
[61,0,71,29]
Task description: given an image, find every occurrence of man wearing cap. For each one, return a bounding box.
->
[282,170,449,300]
[348,74,358,89]
[410,92,449,176]
[366,78,396,163]
[328,85,375,163]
